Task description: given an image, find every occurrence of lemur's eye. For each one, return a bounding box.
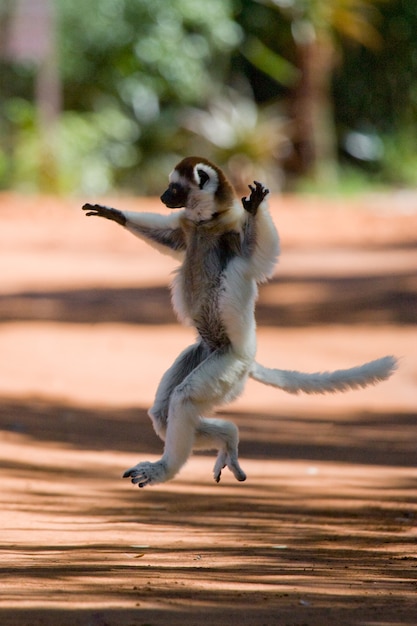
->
[171,183,182,195]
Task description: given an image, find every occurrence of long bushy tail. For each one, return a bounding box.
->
[250,355,397,395]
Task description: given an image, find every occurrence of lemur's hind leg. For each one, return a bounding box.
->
[146,341,210,440]
[124,347,249,487]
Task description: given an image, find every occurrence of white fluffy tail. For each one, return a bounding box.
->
[250,355,397,395]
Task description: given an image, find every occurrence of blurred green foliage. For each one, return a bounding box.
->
[0,0,416,194]
[238,0,417,188]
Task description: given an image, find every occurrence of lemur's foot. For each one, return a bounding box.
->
[213,450,247,483]
[123,460,171,488]
[241,181,269,215]
[82,203,126,226]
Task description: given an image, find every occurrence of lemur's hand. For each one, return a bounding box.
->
[241,181,269,215]
[82,203,126,226]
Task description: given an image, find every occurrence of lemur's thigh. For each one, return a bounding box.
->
[173,345,249,410]
[149,341,210,430]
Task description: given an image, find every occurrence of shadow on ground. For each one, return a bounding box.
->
[1,396,416,469]
[0,270,416,326]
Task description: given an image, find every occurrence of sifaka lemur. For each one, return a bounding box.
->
[82,156,397,488]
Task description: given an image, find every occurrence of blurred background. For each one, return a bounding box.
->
[1,0,416,196]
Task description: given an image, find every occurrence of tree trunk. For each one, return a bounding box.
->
[292,28,338,184]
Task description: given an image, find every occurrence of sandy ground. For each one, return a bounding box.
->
[0,191,416,626]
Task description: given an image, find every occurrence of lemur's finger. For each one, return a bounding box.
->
[82,203,102,211]
[82,203,108,213]
[253,181,269,195]
[254,184,269,201]
[84,210,103,218]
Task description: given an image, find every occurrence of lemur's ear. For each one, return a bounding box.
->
[196,168,210,189]
[193,162,218,192]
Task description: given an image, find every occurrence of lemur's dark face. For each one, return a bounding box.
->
[160,182,189,209]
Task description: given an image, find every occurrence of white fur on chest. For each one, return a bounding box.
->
[183,194,215,222]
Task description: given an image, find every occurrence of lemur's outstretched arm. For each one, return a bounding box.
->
[82,203,186,257]
[239,182,279,282]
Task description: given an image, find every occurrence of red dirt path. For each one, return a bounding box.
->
[0,191,416,626]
